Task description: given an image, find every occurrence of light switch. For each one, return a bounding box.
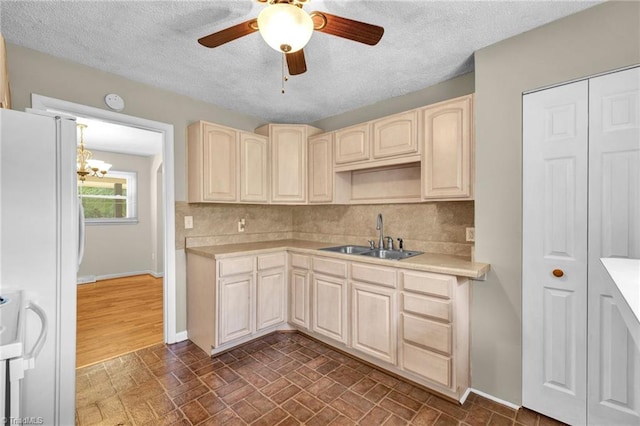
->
[184,216,193,229]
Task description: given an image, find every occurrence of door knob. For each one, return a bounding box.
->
[552,269,564,278]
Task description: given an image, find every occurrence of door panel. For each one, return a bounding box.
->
[256,269,285,330]
[312,274,347,343]
[522,80,588,425]
[588,67,640,425]
[218,274,253,344]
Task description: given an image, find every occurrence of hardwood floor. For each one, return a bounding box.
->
[76,274,163,368]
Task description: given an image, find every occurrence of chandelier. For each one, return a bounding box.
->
[76,123,111,181]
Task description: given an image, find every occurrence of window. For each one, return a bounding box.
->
[78,170,137,224]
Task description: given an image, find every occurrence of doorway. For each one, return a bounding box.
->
[30,94,177,350]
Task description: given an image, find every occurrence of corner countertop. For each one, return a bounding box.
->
[601,258,640,348]
[186,239,490,279]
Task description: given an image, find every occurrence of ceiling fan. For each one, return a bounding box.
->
[198,0,384,76]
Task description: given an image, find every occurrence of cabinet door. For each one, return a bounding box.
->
[351,281,396,364]
[271,125,307,203]
[218,274,253,344]
[308,133,334,203]
[422,95,473,199]
[240,132,269,202]
[312,273,348,344]
[372,110,418,159]
[289,268,310,329]
[335,123,370,164]
[256,268,286,331]
[202,123,238,201]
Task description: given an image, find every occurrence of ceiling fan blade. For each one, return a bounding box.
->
[286,50,307,75]
[310,12,384,45]
[198,19,258,48]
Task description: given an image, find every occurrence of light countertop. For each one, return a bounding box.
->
[601,257,640,348]
[186,239,490,279]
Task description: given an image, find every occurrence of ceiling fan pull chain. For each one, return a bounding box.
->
[281,53,289,94]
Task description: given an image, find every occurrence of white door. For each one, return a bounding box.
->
[587,67,640,426]
[218,274,253,344]
[523,81,589,425]
[312,274,347,344]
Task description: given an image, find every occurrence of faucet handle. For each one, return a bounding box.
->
[397,237,404,251]
[367,240,376,249]
[385,236,394,251]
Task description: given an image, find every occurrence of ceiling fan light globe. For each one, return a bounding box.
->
[257,3,313,53]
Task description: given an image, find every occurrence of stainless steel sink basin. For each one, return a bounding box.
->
[359,249,423,260]
[319,245,373,254]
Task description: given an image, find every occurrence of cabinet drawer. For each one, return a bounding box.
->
[290,253,310,269]
[258,252,286,270]
[402,293,451,322]
[218,256,254,277]
[401,270,454,299]
[402,314,451,355]
[313,257,347,278]
[402,343,451,388]
[351,263,396,288]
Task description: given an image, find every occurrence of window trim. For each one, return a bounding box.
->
[79,170,138,225]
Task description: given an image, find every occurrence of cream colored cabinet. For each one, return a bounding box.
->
[289,253,311,330]
[218,273,253,344]
[372,110,418,159]
[256,252,286,331]
[421,95,474,200]
[187,121,238,202]
[188,120,270,203]
[334,123,370,165]
[256,124,322,204]
[399,269,469,399]
[350,263,397,364]
[240,132,269,203]
[312,257,348,344]
[308,133,334,203]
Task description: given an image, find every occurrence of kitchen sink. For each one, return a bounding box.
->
[359,249,423,260]
[320,245,423,261]
[319,245,373,254]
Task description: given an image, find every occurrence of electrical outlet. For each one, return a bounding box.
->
[184,216,193,229]
[466,227,475,242]
[238,218,246,233]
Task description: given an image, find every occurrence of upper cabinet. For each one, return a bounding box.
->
[335,123,370,165]
[187,93,474,205]
[256,124,322,204]
[308,133,334,204]
[421,95,473,200]
[239,133,269,203]
[188,121,268,204]
[187,121,238,203]
[372,110,418,159]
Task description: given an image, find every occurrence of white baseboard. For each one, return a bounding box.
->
[469,388,520,410]
[77,270,163,284]
[175,331,188,342]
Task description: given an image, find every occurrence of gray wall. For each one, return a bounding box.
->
[474,1,640,405]
[78,150,154,279]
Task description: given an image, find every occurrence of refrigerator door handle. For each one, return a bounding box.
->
[23,301,48,371]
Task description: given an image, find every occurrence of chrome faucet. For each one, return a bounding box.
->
[376,213,383,249]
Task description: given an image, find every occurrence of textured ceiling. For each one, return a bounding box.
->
[1,0,601,124]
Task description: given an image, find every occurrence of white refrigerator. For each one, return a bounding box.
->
[0,108,77,425]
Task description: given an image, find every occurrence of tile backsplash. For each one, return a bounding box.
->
[176,201,474,257]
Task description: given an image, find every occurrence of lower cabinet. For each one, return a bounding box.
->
[187,248,471,401]
[218,273,253,344]
[289,253,311,330]
[351,281,396,364]
[186,251,287,354]
[312,273,348,344]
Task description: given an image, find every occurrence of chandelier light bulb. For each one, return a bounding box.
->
[258,3,314,53]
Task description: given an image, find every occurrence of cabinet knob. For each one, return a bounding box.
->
[552,269,564,278]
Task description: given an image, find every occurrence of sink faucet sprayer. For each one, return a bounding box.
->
[376,213,383,249]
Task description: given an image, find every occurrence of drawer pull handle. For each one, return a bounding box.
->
[552,269,564,278]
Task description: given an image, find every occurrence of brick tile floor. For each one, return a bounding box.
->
[75,332,566,425]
